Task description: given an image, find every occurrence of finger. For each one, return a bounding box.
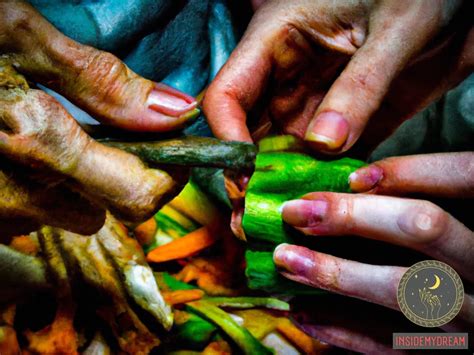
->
[0,2,198,132]
[274,244,474,330]
[0,167,105,235]
[304,1,450,152]
[281,193,474,282]
[349,152,474,198]
[274,244,405,310]
[300,325,401,354]
[293,296,414,354]
[1,88,183,223]
[203,20,275,142]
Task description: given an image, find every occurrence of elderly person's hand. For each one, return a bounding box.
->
[204,0,473,153]
[0,1,198,238]
[273,152,474,349]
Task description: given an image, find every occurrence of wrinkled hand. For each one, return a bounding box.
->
[273,152,474,348]
[0,1,198,237]
[204,0,473,153]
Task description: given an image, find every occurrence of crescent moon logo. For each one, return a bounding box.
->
[428,274,441,290]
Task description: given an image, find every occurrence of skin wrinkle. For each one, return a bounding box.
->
[397,201,449,245]
[0,64,180,228]
[2,2,198,133]
[205,0,472,154]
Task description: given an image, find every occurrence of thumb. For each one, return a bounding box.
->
[1,1,198,132]
[304,1,454,153]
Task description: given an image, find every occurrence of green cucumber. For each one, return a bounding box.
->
[243,152,365,245]
[242,148,365,293]
[245,250,323,295]
[103,137,257,170]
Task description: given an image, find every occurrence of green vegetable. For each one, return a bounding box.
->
[242,143,365,293]
[192,168,231,208]
[173,312,217,350]
[103,136,257,170]
[205,297,289,311]
[186,300,272,355]
[258,135,303,153]
[245,251,323,295]
[168,181,221,226]
[243,152,365,245]
[161,272,197,291]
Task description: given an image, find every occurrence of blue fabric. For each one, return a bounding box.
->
[28,0,174,52]
[29,0,236,98]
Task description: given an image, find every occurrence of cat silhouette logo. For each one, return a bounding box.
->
[397,260,464,327]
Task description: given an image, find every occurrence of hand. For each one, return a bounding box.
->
[0,1,198,237]
[273,152,474,348]
[204,0,473,153]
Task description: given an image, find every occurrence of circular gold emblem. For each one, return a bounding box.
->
[397,260,464,327]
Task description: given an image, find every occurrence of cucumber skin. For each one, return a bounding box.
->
[245,250,323,295]
[243,153,365,245]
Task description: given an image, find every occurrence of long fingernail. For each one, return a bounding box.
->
[349,165,383,192]
[274,244,314,276]
[148,83,198,117]
[282,199,328,227]
[305,111,349,151]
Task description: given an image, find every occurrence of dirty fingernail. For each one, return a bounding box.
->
[147,83,198,117]
[349,165,383,192]
[305,111,349,151]
[281,199,328,228]
[274,244,314,276]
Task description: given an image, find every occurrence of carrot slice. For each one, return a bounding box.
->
[163,289,205,305]
[134,217,157,246]
[147,226,218,263]
[276,318,329,354]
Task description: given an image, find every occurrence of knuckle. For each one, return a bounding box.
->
[348,67,381,99]
[79,51,128,101]
[400,201,449,245]
[334,194,356,232]
[114,170,176,223]
[0,3,32,39]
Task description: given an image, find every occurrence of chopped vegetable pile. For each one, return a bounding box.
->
[0,135,365,354]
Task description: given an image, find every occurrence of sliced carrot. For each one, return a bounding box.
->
[276,318,330,354]
[9,235,39,256]
[134,217,157,246]
[163,289,205,306]
[202,340,232,355]
[146,226,218,263]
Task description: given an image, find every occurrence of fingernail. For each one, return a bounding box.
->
[348,165,383,192]
[305,111,349,151]
[281,199,328,228]
[274,244,314,276]
[147,83,198,117]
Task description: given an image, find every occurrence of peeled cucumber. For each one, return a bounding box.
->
[245,250,323,295]
[242,152,365,245]
[242,149,365,293]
